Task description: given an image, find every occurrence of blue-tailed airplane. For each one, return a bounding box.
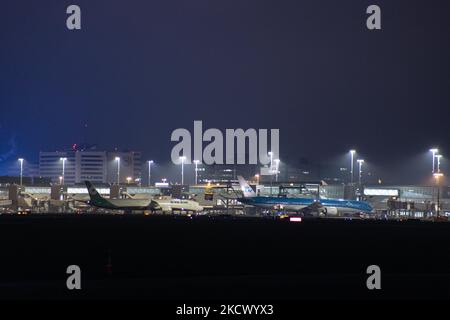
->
[236,176,373,217]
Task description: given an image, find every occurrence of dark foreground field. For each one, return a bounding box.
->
[0,214,449,300]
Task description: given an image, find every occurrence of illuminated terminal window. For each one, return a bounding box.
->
[24,187,51,194]
[126,187,161,195]
[364,188,399,197]
[67,187,110,195]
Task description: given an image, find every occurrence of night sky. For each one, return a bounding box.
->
[1,0,449,183]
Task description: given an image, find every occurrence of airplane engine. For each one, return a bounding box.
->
[323,207,338,216]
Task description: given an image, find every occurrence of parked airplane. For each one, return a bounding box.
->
[152,197,204,214]
[82,181,203,214]
[236,176,373,216]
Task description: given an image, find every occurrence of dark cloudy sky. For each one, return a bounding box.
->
[0,0,449,182]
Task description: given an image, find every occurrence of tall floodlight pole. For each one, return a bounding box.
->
[350,150,356,184]
[148,160,154,187]
[274,159,280,182]
[436,154,442,173]
[434,172,443,217]
[60,157,67,185]
[115,157,120,185]
[430,148,438,173]
[357,159,364,186]
[18,158,24,186]
[180,156,186,185]
[193,160,200,185]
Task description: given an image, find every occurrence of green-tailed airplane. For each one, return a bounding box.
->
[82,181,203,214]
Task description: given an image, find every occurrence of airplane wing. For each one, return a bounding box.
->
[299,200,325,215]
[70,195,90,204]
[306,201,323,210]
[72,199,90,204]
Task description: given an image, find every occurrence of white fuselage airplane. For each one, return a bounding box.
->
[82,181,203,214]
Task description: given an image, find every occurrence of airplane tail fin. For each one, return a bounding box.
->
[237,176,256,198]
[85,181,105,203]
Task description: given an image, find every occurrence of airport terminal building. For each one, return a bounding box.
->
[39,147,141,185]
